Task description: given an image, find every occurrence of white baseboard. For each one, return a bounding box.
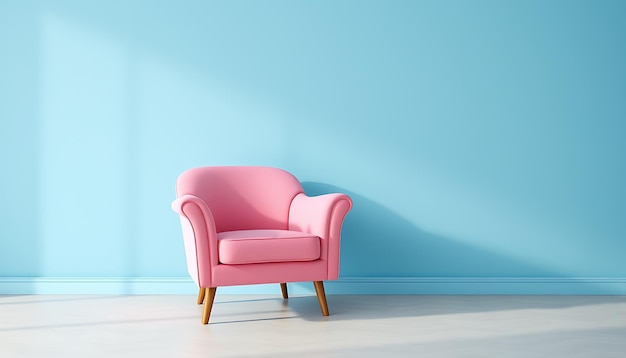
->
[1,276,625,295]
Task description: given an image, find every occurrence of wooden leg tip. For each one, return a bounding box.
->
[280,283,288,299]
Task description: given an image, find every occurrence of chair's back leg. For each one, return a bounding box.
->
[280,283,288,299]
[197,287,206,305]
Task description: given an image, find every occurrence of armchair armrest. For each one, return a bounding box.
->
[171,194,219,287]
[288,193,352,280]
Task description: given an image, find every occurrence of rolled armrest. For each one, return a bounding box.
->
[288,193,352,280]
[171,194,219,287]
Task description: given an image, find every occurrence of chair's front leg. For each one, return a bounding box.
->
[202,287,217,324]
[313,281,329,316]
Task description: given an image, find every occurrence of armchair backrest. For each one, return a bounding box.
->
[175,166,304,232]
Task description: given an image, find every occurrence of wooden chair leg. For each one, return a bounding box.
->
[197,287,206,305]
[280,283,288,299]
[202,287,217,325]
[313,281,329,316]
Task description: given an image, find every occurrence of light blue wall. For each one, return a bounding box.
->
[1,1,625,293]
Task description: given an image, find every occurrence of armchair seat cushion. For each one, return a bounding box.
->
[217,229,321,265]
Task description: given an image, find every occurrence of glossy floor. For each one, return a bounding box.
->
[1,294,625,357]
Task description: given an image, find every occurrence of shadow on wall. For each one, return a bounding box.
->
[302,182,546,278]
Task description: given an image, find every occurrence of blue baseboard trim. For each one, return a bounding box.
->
[1,277,625,295]
[0,277,198,295]
[326,277,626,295]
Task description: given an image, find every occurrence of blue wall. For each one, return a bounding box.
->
[1,1,625,294]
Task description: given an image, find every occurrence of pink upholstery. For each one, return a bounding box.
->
[217,229,320,264]
[174,166,303,232]
[172,166,353,289]
[289,193,353,280]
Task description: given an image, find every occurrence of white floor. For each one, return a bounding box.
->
[1,294,625,357]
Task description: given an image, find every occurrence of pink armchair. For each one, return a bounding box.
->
[171,166,352,324]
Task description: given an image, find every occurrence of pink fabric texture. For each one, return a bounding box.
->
[289,193,353,280]
[217,229,320,265]
[172,166,352,289]
[175,166,303,232]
